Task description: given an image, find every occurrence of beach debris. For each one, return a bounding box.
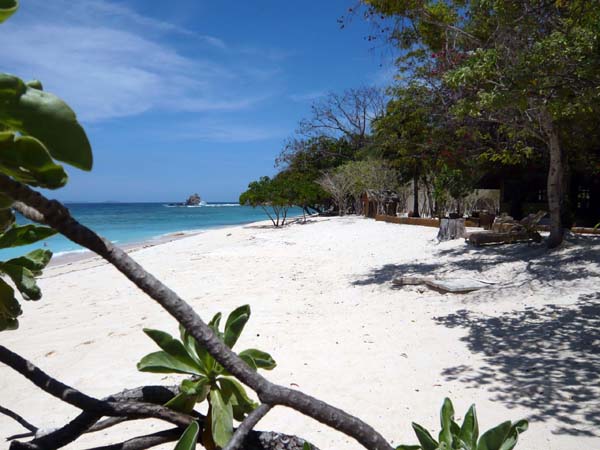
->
[466,211,545,246]
[393,275,494,293]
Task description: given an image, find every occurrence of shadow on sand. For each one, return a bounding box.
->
[435,293,600,436]
[352,236,600,435]
[352,235,600,286]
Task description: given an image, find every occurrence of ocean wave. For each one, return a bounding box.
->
[53,248,91,258]
[162,203,240,208]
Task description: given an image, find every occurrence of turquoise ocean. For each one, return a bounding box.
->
[1,203,302,260]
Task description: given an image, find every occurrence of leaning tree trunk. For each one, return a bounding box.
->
[542,110,565,248]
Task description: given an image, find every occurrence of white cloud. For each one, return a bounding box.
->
[289,90,326,102]
[167,120,285,143]
[0,0,280,122]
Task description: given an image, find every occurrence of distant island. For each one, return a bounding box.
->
[165,193,205,207]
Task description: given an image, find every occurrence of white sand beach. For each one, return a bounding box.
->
[1,216,599,450]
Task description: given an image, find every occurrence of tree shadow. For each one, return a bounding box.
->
[352,235,600,286]
[352,262,443,286]
[435,293,600,436]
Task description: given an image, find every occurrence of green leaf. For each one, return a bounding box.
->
[460,405,479,449]
[180,377,210,401]
[6,249,52,275]
[0,262,41,300]
[26,80,43,90]
[137,351,204,376]
[476,421,512,450]
[412,423,438,450]
[303,443,314,450]
[396,446,422,450]
[0,75,93,170]
[0,315,18,331]
[498,421,528,450]
[438,398,454,446]
[0,278,21,331]
[0,0,18,24]
[210,388,233,448]
[0,208,14,232]
[238,348,276,370]
[0,224,56,249]
[209,312,222,334]
[219,377,257,421]
[0,132,68,188]
[239,353,257,371]
[141,328,203,373]
[174,421,199,450]
[224,305,250,348]
[165,392,199,415]
[0,74,25,99]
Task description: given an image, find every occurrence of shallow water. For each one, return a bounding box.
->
[1,202,302,259]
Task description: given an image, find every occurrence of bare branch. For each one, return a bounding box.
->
[224,404,273,450]
[0,346,193,450]
[299,87,386,149]
[11,384,180,450]
[83,428,181,450]
[7,432,35,442]
[0,405,38,433]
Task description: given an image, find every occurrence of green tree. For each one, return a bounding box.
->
[239,176,291,227]
[363,0,600,247]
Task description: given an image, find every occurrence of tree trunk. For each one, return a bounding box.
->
[542,110,565,248]
[412,161,420,217]
[437,218,466,241]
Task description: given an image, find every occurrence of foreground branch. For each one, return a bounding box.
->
[3,175,394,450]
[224,404,273,450]
[0,405,38,433]
[84,428,181,450]
[0,346,193,450]
[20,386,181,450]
[2,349,315,450]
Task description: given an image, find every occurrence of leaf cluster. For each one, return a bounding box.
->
[0,1,93,332]
[397,398,528,450]
[137,305,276,449]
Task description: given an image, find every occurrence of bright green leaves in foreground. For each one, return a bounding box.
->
[0,132,68,188]
[0,74,92,171]
[174,422,200,450]
[0,1,94,333]
[0,0,18,23]
[137,305,276,449]
[0,245,53,331]
[396,398,528,450]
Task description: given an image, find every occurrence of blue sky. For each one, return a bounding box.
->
[2,0,394,202]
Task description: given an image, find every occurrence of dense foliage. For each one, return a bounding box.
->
[361,0,600,246]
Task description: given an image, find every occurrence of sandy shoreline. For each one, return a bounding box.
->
[1,216,599,449]
[48,229,206,267]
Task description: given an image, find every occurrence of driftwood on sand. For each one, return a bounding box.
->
[393,276,493,293]
[466,211,546,247]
